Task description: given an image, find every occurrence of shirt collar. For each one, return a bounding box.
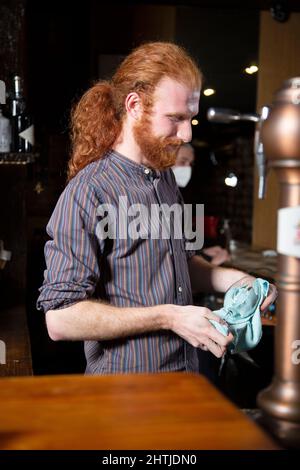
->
[108,150,161,180]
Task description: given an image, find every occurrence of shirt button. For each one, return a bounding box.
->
[178,286,183,293]
[144,168,150,175]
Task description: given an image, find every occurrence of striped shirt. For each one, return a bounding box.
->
[37,150,199,374]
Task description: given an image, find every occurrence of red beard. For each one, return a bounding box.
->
[133,114,183,170]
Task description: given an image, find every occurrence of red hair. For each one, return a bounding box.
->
[68,42,202,180]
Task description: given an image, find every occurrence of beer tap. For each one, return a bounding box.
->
[257,77,300,448]
[208,78,300,447]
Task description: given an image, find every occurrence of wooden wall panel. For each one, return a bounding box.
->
[252,11,300,248]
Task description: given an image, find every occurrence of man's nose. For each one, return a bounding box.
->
[177,121,192,143]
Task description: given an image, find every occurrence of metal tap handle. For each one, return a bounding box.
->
[0,80,6,104]
[254,106,270,199]
[207,107,259,123]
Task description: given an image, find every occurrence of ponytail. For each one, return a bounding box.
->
[68,81,121,180]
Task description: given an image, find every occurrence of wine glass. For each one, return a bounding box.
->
[221,275,269,354]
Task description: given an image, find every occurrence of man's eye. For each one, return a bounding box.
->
[169,116,181,122]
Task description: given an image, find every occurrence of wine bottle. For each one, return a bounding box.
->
[10,75,34,153]
[0,105,12,153]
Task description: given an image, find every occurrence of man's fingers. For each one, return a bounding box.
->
[199,310,234,345]
[260,284,278,311]
[202,310,226,324]
[201,337,225,358]
[260,299,269,311]
[208,324,234,347]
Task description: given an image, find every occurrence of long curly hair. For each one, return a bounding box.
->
[68,42,202,180]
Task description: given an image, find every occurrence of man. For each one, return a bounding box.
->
[37,42,276,375]
[173,143,231,266]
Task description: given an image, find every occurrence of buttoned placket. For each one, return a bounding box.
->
[144,167,189,371]
[148,174,184,304]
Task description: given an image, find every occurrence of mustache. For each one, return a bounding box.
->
[160,137,184,148]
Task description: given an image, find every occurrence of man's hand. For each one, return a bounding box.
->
[260,282,278,313]
[227,274,278,314]
[168,305,234,358]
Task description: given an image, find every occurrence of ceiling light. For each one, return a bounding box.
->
[225,173,238,187]
[203,88,216,97]
[191,119,199,126]
[245,65,258,75]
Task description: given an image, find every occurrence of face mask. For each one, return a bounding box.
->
[172,166,192,188]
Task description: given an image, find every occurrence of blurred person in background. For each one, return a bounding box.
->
[173,143,230,266]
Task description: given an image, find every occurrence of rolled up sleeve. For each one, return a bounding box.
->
[37,178,103,313]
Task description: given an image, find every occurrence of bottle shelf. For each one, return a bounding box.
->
[0,152,39,165]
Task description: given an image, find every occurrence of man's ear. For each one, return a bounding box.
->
[125,92,143,120]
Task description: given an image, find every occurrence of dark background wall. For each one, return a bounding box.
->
[24,0,260,244]
[0,0,26,89]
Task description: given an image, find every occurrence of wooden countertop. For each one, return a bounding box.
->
[0,372,279,450]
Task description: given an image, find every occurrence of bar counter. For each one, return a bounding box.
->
[0,372,279,450]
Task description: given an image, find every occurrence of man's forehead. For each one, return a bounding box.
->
[187,93,200,114]
[154,77,200,106]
